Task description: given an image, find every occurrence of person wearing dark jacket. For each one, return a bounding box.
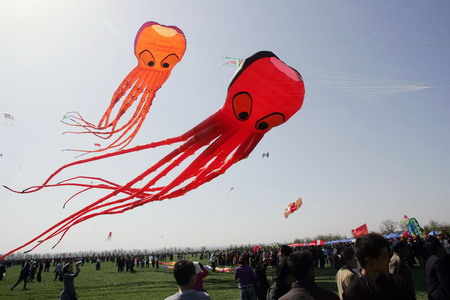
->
[280,251,339,300]
[425,236,450,300]
[268,257,295,300]
[389,240,415,297]
[60,262,81,300]
[344,233,415,300]
[10,262,31,290]
[0,262,6,280]
[255,259,270,300]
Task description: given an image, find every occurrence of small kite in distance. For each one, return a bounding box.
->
[284,197,303,218]
[223,57,244,68]
[4,113,14,126]
[106,231,112,241]
[262,152,269,158]
[224,186,234,200]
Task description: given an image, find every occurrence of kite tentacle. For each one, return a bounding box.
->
[98,67,143,128]
[2,123,223,256]
[157,133,262,201]
[104,70,152,130]
[70,89,156,155]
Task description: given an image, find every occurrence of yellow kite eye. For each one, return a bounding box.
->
[255,113,285,130]
[232,92,252,121]
[139,50,156,67]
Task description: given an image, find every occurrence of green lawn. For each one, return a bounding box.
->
[0,259,428,299]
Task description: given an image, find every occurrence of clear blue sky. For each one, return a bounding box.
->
[1,0,449,256]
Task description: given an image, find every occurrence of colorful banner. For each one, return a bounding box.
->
[351,223,368,238]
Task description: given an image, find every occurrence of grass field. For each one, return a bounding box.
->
[0,258,428,299]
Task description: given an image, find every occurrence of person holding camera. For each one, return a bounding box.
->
[60,262,81,300]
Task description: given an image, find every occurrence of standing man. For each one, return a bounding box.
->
[344,233,415,300]
[54,261,63,281]
[95,258,101,270]
[425,235,450,300]
[389,240,415,297]
[164,260,210,300]
[336,247,358,300]
[10,262,31,291]
[235,255,257,300]
[280,251,338,300]
[0,262,6,280]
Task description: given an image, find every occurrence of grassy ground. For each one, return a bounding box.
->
[0,259,428,299]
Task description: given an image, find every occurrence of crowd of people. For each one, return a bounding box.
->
[163,233,450,300]
[1,232,450,299]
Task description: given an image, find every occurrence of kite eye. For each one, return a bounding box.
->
[161,54,179,69]
[232,92,252,121]
[255,113,285,130]
[139,50,156,68]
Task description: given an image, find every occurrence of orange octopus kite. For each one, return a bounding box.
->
[63,21,186,154]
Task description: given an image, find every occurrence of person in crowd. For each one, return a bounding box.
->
[210,252,217,272]
[54,261,63,281]
[318,246,326,269]
[336,247,358,300]
[128,258,136,273]
[192,262,209,293]
[424,235,450,300]
[164,259,210,300]
[411,237,427,274]
[280,250,339,300]
[235,255,257,300]
[44,260,51,272]
[28,261,36,282]
[95,258,101,270]
[37,261,44,282]
[268,257,295,300]
[10,262,31,291]
[270,249,278,269]
[0,261,6,280]
[255,258,270,300]
[389,240,415,297]
[117,257,125,272]
[344,233,415,300]
[278,245,293,263]
[60,262,81,300]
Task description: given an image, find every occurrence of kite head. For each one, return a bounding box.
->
[134,21,187,72]
[220,51,305,134]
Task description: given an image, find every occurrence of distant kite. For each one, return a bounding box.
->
[262,152,269,158]
[62,21,187,155]
[223,57,244,68]
[106,231,112,241]
[401,215,423,237]
[224,186,234,200]
[1,51,305,259]
[284,197,303,218]
[4,113,14,126]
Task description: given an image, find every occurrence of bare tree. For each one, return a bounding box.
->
[424,219,442,232]
[379,219,398,234]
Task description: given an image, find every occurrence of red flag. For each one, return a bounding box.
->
[351,224,368,238]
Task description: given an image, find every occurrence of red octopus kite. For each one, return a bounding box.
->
[1,51,305,259]
[63,21,187,154]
